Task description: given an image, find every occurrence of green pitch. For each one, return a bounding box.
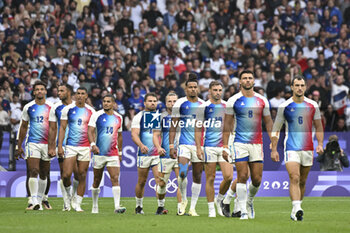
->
[0,197,349,233]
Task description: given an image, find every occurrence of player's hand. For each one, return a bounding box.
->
[15,147,24,160]
[157,147,166,156]
[91,145,100,155]
[271,150,280,162]
[57,146,64,158]
[196,147,203,161]
[316,145,324,155]
[169,148,177,159]
[48,149,56,158]
[140,144,149,154]
[222,148,230,162]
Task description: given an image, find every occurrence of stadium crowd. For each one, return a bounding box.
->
[0,0,350,143]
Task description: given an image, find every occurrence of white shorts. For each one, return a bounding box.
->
[65,145,91,161]
[285,150,313,166]
[233,142,264,163]
[25,143,51,161]
[137,156,160,168]
[159,158,178,173]
[204,147,226,163]
[93,155,120,169]
[178,145,203,163]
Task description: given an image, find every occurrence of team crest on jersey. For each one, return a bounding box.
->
[144,110,161,129]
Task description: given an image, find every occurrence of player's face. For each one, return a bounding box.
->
[58,86,68,101]
[240,73,255,90]
[34,85,47,99]
[186,81,198,98]
[103,97,114,111]
[166,95,178,111]
[144,96,157,111]
[75,90,88,104]
[209,85,222,101]
[291,79,306,97]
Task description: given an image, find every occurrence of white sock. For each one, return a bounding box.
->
[223,188,235,204]
[216,193,225,202]
[91,187,100,208]
[233,197,240,213]
[178,176,187,201]
[190,183,201,210]
[28,196,33,205]
[76,195,83,207]
[292,200,301,212]
[72,179,79,197]
[177,203,181,211]
[236,183,247,214]
[136,197,143,207]
[43,194,48,201]
[208,202,215,213]
[28,178,38,204]
[247,183,260,204]
[65,186,72,199]
[158,199,165,207]
[112,186,121,209]
[37,178,47,203]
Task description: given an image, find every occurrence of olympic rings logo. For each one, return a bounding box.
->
[148,178,178,194]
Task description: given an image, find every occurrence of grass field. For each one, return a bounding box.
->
[0,197,349,233]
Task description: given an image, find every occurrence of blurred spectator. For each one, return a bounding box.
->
[0,104,10,150]
[331,75,349,115]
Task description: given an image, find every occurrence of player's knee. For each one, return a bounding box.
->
[299,180,306,188]
[251,176,262,186]
[138,178,147,187]
[238,173,249,183]
[179,163,189,179]
[158,180,166,188]
[110,175,119,186]
[289,174,300,184]
[29,168,39,177]
[223,173,233,183]
[157,185,166,195]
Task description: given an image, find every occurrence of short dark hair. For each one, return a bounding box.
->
[59,84,73,94]
[102,94,115,102]
[33,81,46,91]
[239,70,254,79]
[185,73,198,86]
[144,92,158,102]
[291,75,306,86]
[77,86,88,93]
[209,80,223,89]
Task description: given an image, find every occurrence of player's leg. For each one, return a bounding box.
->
[286,161,302,220]
[299,165,311,200]
[189,161,203,216]
[154,164,168,215]
[204,161,217,217]
[177,155,190,215]
[70,160,80,210]
[37,159,50,208]
[27,157,41,210]
[75,160,89,211]
[91,165,104,214]
[135,166,150,214]
[247,162,263,219]
[217,161,233,217]
[107,162,125,214]
[61,156,75,209]
[25,160,33,210]
[235,160,249,219]
[173,167,182,214]
[42,169,52,209]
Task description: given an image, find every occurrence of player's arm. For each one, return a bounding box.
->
[169,116,179,159]
[195,106,205,160]
[263,115,273,140]
[271,106,285,162]
[16,120,28,160]
[314,118,324,155]
[153,129,165,156]
[222,113,234,162]
[88,125,99,155]
[57,119,68,158]
[118,132,123,161]
[48,121,57,157]
[131,127,148,154]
